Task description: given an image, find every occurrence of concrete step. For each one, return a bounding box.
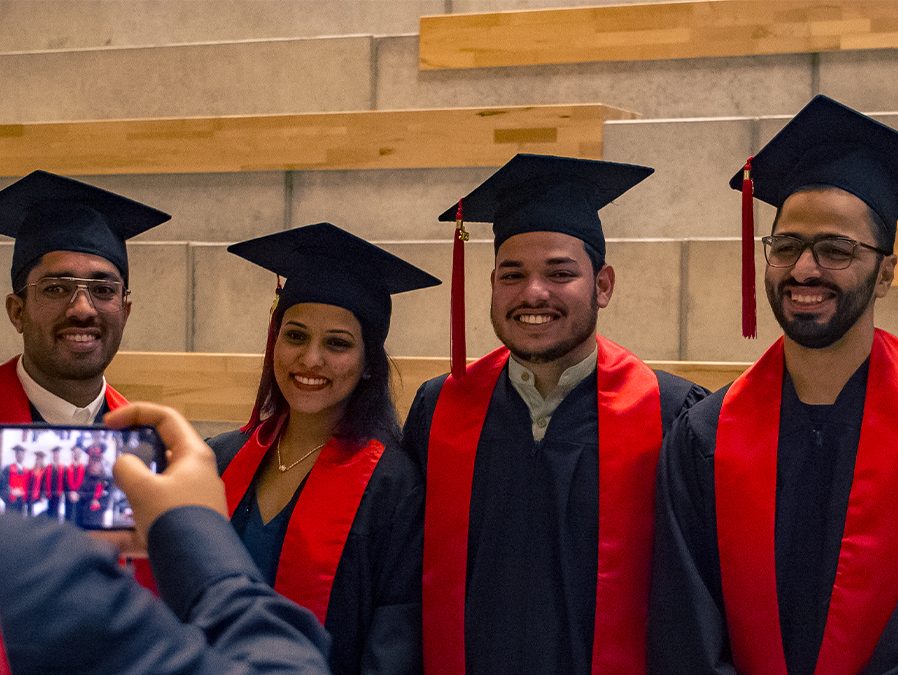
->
[0,0,443,51]
[3,27,896,124]
[0,36,373,123]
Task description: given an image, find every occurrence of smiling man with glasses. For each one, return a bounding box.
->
[650,95,898,674]
[0,171,169,425]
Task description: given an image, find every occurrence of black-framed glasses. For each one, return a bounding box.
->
[18,277,130,313]
[761,235,891,270]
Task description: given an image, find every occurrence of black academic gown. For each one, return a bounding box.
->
[0,505,330,674]
[211,431,423,675]
[402,365,707,675]
[649,362,898,675]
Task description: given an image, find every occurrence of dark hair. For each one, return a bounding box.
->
[771,186,891,251]
[583,241,605,277]
[244,301,400,447]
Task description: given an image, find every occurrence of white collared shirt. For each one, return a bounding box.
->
[16,357,107,425]
[508,346,598,441]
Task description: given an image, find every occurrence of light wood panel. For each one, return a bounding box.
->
[106,351,748,424]
[419,0,898,70]
[0,104,635,177]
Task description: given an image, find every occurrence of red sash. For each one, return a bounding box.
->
[423,335,662,674]
[222,417,385,624]
[0,356,128,423]
[716,329,898,674]
[65,464,85,490]
[0,628,10,675]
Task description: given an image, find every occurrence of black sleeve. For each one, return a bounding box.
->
[361,480,424,674]
[648,393,736,675]
[207,429,251,476]
[0,508,331,675]
[400,375,447,474]
[864,603,898,673]
[654,370,711,435]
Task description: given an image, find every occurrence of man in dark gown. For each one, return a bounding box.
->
[403,155,707,674]
[649,95,898,674]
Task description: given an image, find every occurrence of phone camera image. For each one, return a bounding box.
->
[0,425,164,530]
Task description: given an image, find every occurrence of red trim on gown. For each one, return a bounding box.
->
[716,330,898,674]
[221,415,385,624]
[423,335,662,674]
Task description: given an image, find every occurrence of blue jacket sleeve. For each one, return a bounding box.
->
[0,506,331,674]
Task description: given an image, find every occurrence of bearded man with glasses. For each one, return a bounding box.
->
[0,170,169,426]
[650,95,898,674]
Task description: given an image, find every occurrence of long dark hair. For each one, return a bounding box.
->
[242,300,400,447]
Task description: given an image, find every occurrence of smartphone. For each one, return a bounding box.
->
[0,424,166,530]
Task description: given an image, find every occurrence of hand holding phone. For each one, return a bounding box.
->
[107,402,227,544]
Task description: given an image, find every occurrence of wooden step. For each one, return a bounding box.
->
[106,351,749,424]
[0,103,636,177]
[419,0,898,70]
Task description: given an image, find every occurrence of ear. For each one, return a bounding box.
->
[6,293,25,334]
[595,265,615,309]
[490,267,496,290]
[122,296,133,324]
[875,254,897,298]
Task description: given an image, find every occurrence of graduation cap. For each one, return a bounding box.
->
[228,222,441,346]
[437,153,654,377]
[731,95,898,338]
[0,170,171,289]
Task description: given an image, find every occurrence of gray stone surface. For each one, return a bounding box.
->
[0,0,444,51]
[684,238,782,362]
[191,243,274,353]
[602,117,753,239]
[818,50,898,114]
[600,239,682,360]
[73,173,288,242]
[376,35,815,119]
[0,36,373,123]
[123,243,190,351]
[290,167,495,240]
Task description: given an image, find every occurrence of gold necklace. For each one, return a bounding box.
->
[276,439,325,473]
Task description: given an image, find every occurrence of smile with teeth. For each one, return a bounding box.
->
[294,375,329,386]
[59,333,98,343]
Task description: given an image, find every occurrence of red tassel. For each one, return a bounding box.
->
[741,157,757,339]
[450,199,468,379]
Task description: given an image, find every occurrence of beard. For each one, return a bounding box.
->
[491,290,599,364]
[766,267,878,349]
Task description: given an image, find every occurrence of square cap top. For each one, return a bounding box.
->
[729,95,898,249]
[0,170,170,288]
[227,222,440,344]
[438,153,654,260]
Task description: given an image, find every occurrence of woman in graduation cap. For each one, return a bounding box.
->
[209,223,439,675]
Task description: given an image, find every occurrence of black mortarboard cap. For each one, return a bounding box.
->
[437,153,654,260]
[0,170,171,289]
[227,222,441,345]
[729,95,898,339]
[729,95,898,249]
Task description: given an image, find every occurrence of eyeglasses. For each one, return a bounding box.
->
[18,277,130,313]
[761,235,890,270]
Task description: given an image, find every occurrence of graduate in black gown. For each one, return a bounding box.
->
[0,402,330,675]
[649,95,898,674]
[402,154,707,674]
[209,223,439,675]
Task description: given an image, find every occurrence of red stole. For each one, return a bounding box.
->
[221,416,385,624]
[423,335,662,674]
[716,330,898,674]
[28,467,46,502]
[65,464,86,491]
[0,356,128,423]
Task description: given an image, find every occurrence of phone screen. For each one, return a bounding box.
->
[0,425,165,530]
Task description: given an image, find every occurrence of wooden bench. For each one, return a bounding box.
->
[0,103,635,177]
[106,351,748,425]
[419,0,898,71]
